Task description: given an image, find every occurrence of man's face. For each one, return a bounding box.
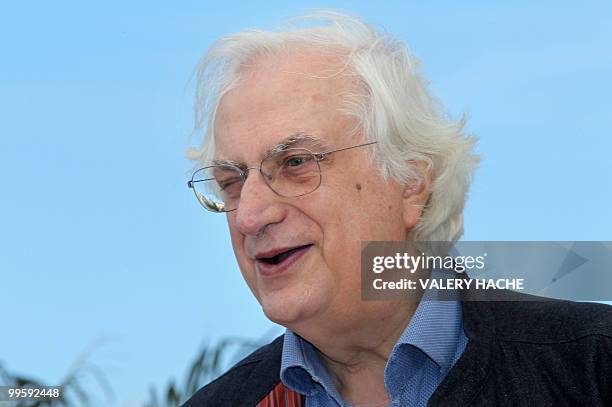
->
[213,52,410,331]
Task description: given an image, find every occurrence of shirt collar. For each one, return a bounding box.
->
[393,292,464,371]
[281,329,345,403]
[280,268,464,396]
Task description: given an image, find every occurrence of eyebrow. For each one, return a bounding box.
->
[266,133,326,156]
[212,133,327,167]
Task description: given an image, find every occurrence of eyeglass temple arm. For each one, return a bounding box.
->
[187,179,204,189]
[315,141,378,160]
[186,167,266,190]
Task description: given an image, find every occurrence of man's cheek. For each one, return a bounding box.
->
[237,260,261,301]
[325,241,361,277]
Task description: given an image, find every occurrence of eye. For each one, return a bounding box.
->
[284,154,312,168]
[218,177,242,190]
[216,176,244,200]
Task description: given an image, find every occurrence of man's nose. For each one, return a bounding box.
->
[234,169,286,237]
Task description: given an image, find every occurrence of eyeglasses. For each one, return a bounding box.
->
[187,141,377,212]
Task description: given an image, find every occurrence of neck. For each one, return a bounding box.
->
[289,300,418,404]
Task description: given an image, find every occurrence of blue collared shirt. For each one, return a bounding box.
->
[280,295,468,406]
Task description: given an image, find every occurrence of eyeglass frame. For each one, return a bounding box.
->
[187,140,378,213]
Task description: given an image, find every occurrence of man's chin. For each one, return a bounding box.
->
[260,294,319,328]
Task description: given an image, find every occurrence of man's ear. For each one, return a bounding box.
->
[402,161,432,230]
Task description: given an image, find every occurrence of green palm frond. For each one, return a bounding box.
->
[0,339,114,407]
[144,337,262,407]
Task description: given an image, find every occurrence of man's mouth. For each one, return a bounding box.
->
[255,244,313,276]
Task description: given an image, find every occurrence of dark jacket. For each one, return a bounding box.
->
[183,295,612,406]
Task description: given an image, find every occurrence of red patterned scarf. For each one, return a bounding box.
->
[256,382,304,407]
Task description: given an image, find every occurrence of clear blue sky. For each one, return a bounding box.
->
[1,1,610,406]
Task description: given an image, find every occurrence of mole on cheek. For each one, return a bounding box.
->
[355,183,362,191]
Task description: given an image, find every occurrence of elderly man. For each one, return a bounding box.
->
[183,13,612,407]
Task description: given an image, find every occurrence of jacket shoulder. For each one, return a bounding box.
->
[463,292,612,342]
[430,296,612,406]
[182,335,284,407]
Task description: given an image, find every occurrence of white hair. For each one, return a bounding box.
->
[187,11,479,248]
